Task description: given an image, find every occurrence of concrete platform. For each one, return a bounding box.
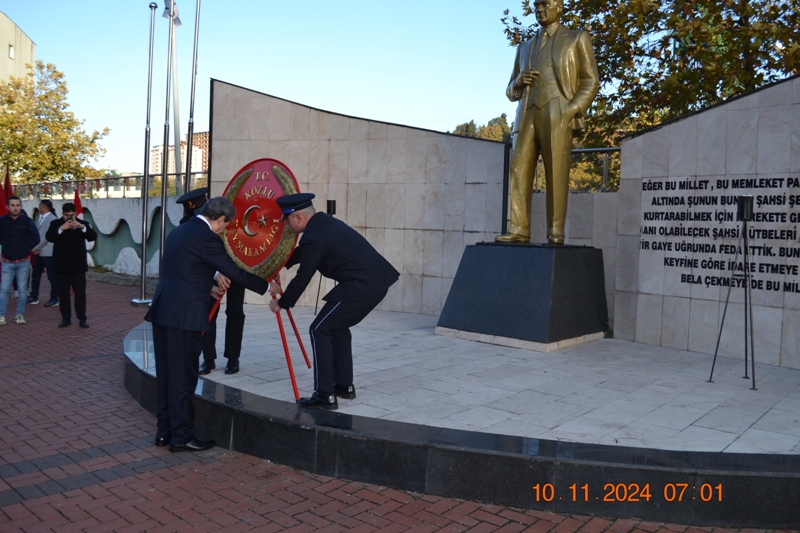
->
[124,303,800,527]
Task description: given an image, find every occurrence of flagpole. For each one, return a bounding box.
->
[133,3,159,307]
[183,0,201,194]
[158,0,176,273]
[170,23,183,197]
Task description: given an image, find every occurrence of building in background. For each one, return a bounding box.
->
[149,132,208,176]
[0,11,36,81]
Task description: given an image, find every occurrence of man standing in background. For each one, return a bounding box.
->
[28,199,59,307]
[0,196,39,325]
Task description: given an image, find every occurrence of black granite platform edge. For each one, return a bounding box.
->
[123,328,800,528]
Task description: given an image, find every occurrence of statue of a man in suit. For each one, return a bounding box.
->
[496,0,600,244]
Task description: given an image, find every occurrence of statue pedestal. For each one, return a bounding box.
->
[436,243,608,352]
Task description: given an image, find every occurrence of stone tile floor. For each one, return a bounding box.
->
[205,303,800,455]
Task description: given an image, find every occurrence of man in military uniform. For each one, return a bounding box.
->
[268,193,400,410]
[495,0,600,244]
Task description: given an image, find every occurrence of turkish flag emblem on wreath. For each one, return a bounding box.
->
[222,158,300,280]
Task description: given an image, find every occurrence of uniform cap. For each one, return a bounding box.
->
[176,187,209,210]
[276,193,315,220]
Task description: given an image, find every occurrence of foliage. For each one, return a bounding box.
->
[0,61,109,183]
[451,113,513,143]
[502,0,800,142]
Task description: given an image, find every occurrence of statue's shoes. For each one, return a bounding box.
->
[495,233,530,243]
[547,234,565,245]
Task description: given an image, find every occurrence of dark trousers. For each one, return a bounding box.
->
[56,271,87,321]
[203,282,245,362]
[153,322,203,445]
[30,255,58,301]
[309,290,387,393]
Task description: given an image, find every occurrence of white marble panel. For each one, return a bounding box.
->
[726,109,758,175]
[444,183,466,231]
[615,235,640,292]
[210,140,248,188]
[716,303,781,365]
[466,140,489,184]
[612,291,637,340]
[424,183,445,230]
[288,140,310,182]
[387,124,408,139]
[249,97,271,141]
[367,139,387,184]
[592,193,618,248]
[212,80,236,99]
[638,246,664,295]
[780,308,800,369]
[616,178,642,236]
[426,136,446,185]
[757,105,792,173]
[212,96,235,143]
[620,136,642,180]
[308,141,329,184]
[327,183,348,222]
[348,140,368,184]
[669,116,697,177]
[758,80,793,107]
[366,184,386,228]
[230,98,252,141]
[661,296,690,350]
[346,183,367,228]
[402,274,423,313]
[384,184,405,229]
[422,276,443,315]
[406,137,427,184]
[464,183,487,233]
[368,122,387,140]
[403,230,424,276]
[384,228,404,273]
[350,119,368,140]
[696,108,726,176]
[365,227,385,255]
[309,109,330,141]
[329,140,349,184]
[442,231,464,278]
[267,141,289,167]
[793,104,800,174]
[485,179,504,238]
[423,230,443,278]
[381,276,403,311]
[641,127,670,178]
[291,105,310,141]
[445,136,468,185]
[404,183,425,231]
[330,114,349,141]
[269,98,291,141]
[247,140,269,163]
[568,193,594,239]
[795,78,800,103]
[486,143,505,185]
[635,293,663,345]
[440,276,454,309]
[386,137,408,184]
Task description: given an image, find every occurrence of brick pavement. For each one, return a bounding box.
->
[0,281,795,533]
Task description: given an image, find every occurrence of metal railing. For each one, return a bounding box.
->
[13,172,209,201]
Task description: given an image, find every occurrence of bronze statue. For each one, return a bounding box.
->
[496,0,600,244]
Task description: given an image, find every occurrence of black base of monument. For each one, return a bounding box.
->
[437,243,608,344]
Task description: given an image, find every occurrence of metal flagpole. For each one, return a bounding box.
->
[133,2,159,307]
[158,0,176,272]
[170,20,183,197]
[183,0,201,193]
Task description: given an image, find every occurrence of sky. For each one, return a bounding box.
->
[1,1,527,173]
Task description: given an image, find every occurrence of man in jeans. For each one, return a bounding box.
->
[0,196,40,325]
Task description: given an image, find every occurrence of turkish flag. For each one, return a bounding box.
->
[74,189,84,219]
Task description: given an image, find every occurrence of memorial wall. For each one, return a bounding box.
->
[615,74,800,369]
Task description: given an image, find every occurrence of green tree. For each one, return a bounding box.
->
[0,61,109,183]
[502,0,800,142]
[451,114,513,143]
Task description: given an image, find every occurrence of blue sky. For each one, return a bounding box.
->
[2,1,525,173]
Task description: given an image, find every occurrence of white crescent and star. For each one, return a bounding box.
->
[241,206,271,237]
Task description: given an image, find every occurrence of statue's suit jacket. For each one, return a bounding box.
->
[506,25,600,134]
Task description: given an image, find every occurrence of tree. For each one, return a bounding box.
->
[0,61,109,183]
[502,0,800,143]
[451,114,513,143]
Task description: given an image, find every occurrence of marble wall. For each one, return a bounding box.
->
[210,80,618,319]
[614,75,800,369]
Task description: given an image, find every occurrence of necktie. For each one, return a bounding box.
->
[538,31,548,51]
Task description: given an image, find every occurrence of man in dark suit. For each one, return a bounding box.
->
[148,196,269,452]
[269,193,400,410]
[46,203,97,328]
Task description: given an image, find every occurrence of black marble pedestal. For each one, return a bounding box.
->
[437,243,609,344]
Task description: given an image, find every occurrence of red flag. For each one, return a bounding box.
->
[74,189,84,218]
[3,163,13,199]
[0,186,7,217]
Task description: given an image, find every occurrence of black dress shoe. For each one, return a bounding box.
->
[155,435,171,447]
[334,384,356,399]
[58,320,71,328]
[169,438,216,452]
[199,360,215,375]
[79,320,89,329]
[224,361,239,374]
[299,392,338,410]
